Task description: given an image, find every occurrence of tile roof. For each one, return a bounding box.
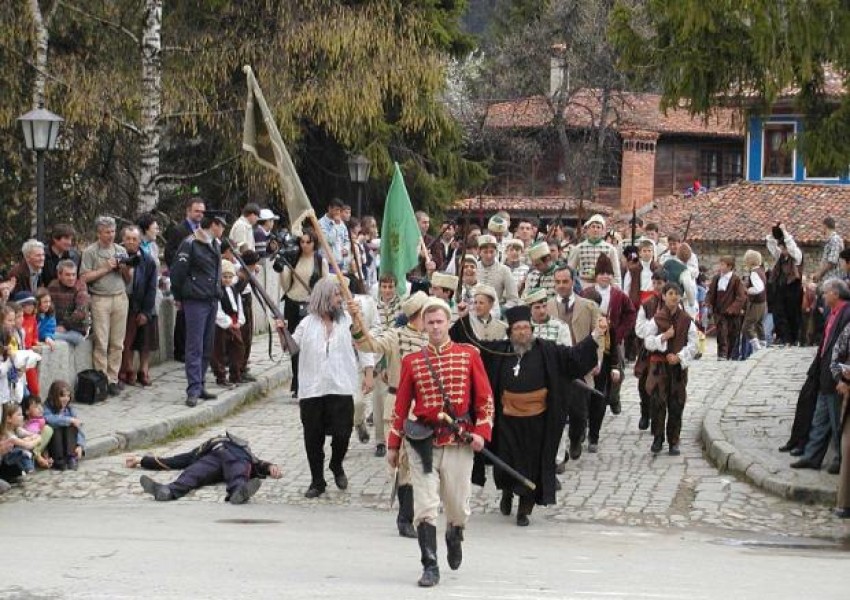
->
[736,64,847,103]
[485,89,743,138]
[451,195,615,216]
[639,182,850,245]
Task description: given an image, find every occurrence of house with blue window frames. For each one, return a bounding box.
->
[643,76,849,270]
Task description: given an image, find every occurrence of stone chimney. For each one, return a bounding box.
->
[619,130,659,211]
[549,43,567,97]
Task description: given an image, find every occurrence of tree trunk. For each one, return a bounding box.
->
[138,0,163,213]
[588,86,612,201]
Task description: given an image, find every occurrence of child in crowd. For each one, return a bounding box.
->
[43,380,85,470]
[22,396,53,468]
[742,249,768,353]
[13,292,41,397]
[211,260,245,387]
[1,402,51,473]
[0,304,22,404]
[706,256,747,360]
[35,289,57,350]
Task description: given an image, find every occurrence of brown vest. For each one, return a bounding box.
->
[651,306,693,356]
[771,253,802,285]
[627,261,658,307]
[746,266,767,304]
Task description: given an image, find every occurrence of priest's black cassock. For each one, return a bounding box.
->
[475,330,599,506]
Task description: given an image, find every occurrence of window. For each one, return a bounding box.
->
[762,123,795,178]
[701,149,743,188]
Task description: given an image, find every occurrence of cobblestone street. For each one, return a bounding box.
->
[4,344,850,543]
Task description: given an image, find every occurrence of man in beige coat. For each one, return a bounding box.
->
[548,265,602,469]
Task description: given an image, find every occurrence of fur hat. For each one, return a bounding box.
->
[523,288,548,306]
[477,234,498,248]
[471,284,498,304]
[585,213,606,228]
[528,241,550,262]
[488,215,508,234]
[221,260,237,276]
[401,291,429,318]
[462,254,478,265]
[594,253,615,276]
[505,305,532,327]
[431,272,459,291]
[505,239,524,251]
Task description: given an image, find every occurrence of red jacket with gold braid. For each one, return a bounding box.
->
[388,340,494,450]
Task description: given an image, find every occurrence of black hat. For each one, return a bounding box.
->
[505,305,531,327]
[595,253,615,276]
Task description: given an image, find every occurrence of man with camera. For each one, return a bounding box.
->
[766,223,804,346]
[80,216,132,396]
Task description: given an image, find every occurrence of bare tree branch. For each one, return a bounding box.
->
[154,155,240,184]
[57,0,139,45]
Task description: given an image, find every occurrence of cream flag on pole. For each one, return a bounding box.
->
[242,65,314,235]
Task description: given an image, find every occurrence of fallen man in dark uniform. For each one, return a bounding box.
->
[124,432,282,504]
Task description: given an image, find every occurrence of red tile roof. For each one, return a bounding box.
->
[451,195,615,216]
[640,182,850,245]
[485,89,743,138]
[736,64,847,103]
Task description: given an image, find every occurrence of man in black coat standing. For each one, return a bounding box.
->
[465,304,605,526]
[165,197,206,362]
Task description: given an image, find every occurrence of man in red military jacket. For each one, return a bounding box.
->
[388,297,494,588]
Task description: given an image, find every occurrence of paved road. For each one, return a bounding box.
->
[5,346,849,542]
[0,500,846,600]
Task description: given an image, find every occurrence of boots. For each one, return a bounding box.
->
[396,485,417,538]
[445,525,464,570]
[517,495,534,527]
[417,522,440,587]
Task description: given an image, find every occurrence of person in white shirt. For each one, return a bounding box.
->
[643,282,698,456]
[292,277,374,499]
[659,233,699,279]
[228,203,261,253]
[742,249,768,352]
[211,260,246,387]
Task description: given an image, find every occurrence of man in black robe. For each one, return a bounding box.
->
[464,304,605,526]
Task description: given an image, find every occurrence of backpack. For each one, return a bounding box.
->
[75,369,109,404]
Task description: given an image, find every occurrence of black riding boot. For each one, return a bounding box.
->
[396,485,416,538]
[417,522,440,587]
[517,495,535,527]
[445,524,464,570]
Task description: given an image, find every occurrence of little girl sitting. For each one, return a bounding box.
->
[43,380,85,470]
[1,402,51,473]
[23,395,54,468]
[35,289,57,351]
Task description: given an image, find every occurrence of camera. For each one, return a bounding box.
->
[271,232,300,273]
[117,253,142,268]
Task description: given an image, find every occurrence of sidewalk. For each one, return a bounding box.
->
[700,344,839,504]
[76,336,291,459]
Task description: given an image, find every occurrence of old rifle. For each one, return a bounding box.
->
[544,202,567,244]
[230,250,299,355]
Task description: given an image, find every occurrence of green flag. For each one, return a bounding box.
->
[380,163,422,288]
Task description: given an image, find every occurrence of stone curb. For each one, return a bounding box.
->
[700,350,837,505]
[84,364,290,460]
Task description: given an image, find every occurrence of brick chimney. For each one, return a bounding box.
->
[619,130,659,211]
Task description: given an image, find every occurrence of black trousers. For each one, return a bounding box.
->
[284,297,305,394]
[773,281,802,345]
[168,445,253,500]
[299,395,354,488]
[588,351,616,444]
[173,308,186,362]
[562,386,588,447]
[47,425,78,464]
[240,294,253,372]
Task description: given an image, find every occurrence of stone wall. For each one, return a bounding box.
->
[35,261,286,391]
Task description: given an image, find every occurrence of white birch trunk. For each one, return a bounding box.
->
[28,0,49,109]
[138,0,163,213]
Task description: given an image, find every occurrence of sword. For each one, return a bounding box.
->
[389,469,399,508]
[571,377,606,400]
[438,412,536,492]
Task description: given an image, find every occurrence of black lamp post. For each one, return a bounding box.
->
[18,107,63,241]
[347,154,372,218]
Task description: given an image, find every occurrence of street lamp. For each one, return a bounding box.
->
[347,154,372,218]
[18,107,64,241]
